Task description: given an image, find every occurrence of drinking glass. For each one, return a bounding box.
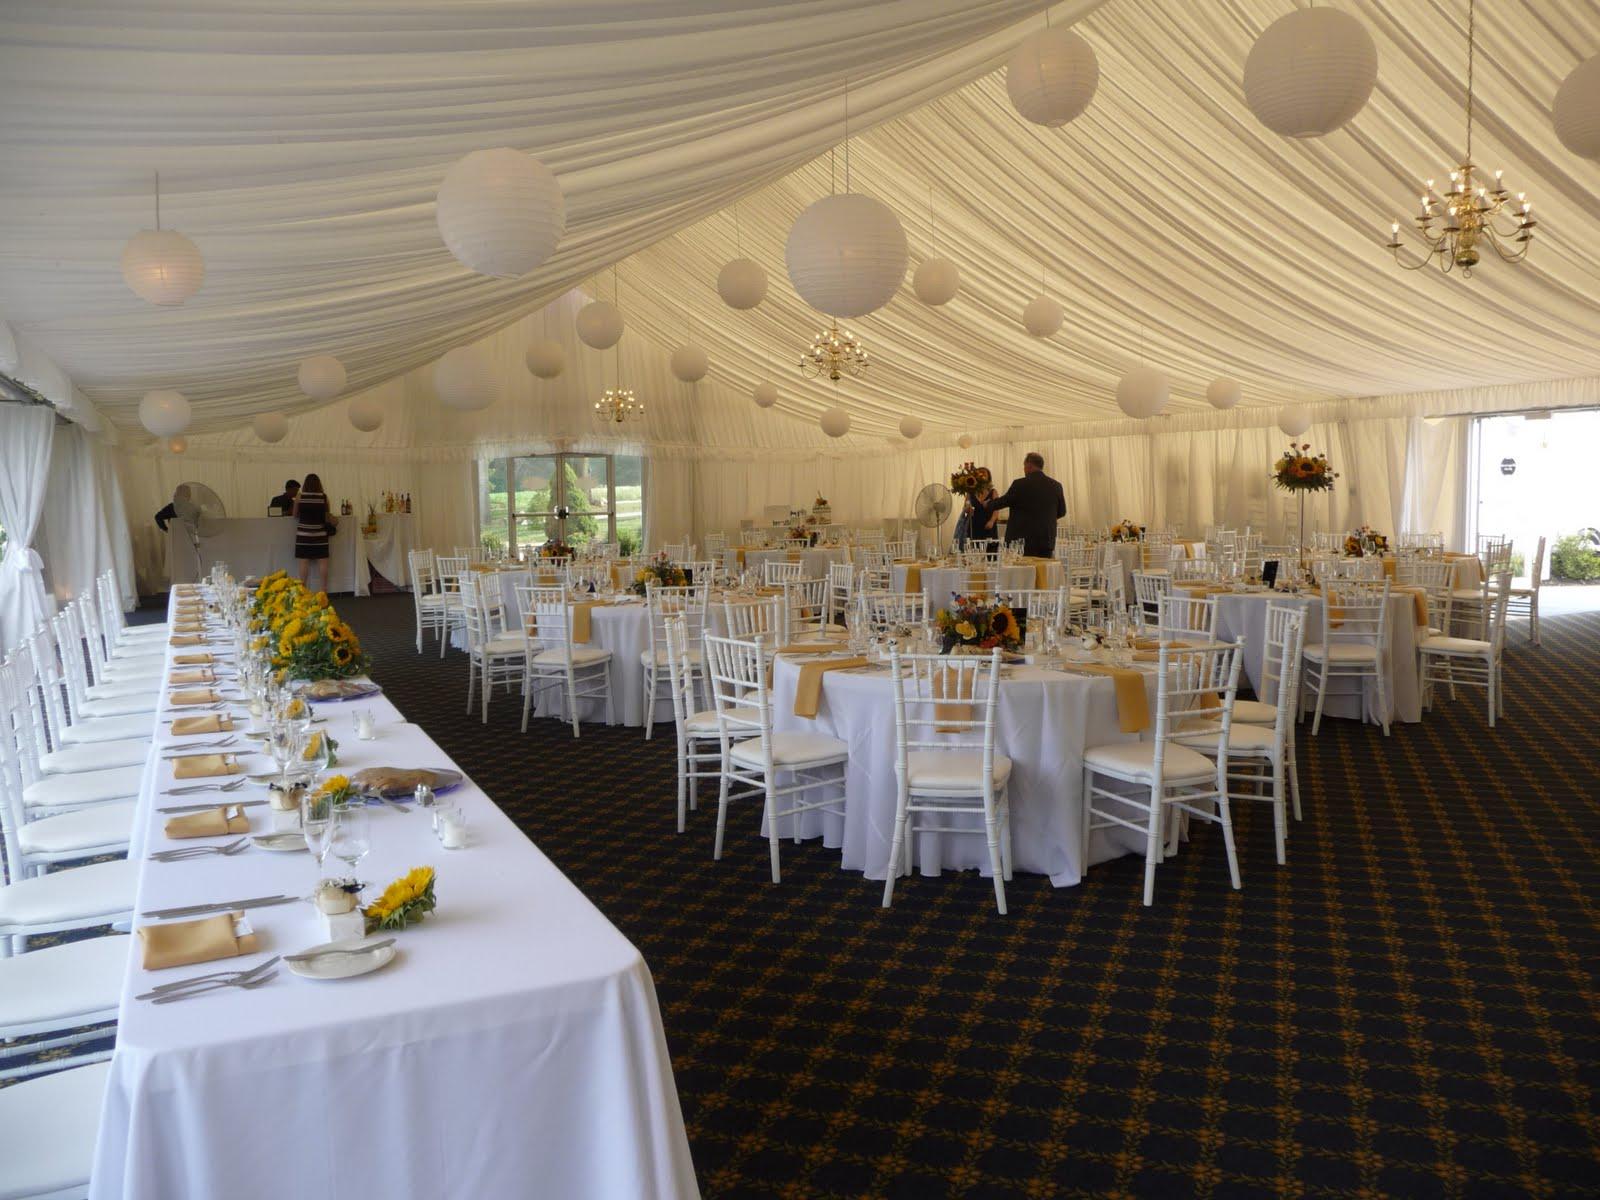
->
[269,721,304,787]
[301,787,334,870]
[329,803,372,873]
[297,729,331,782]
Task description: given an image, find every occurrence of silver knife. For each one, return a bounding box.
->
[157,799,268,814]
[140,894,300,920]
[283,938,395,964]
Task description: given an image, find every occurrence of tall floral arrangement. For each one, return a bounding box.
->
[1109,520,1145,542]
[250,570,369,680]
[950,462,991,497]
[1272,444,1339,492]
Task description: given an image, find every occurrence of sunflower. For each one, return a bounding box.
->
[331,645,353,666]
[989,607,1017,641]
[326,623,349,643]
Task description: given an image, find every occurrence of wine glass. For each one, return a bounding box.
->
[328,802,371,873]
[268,721,303,787]
[297,728,331,783]
[301,787,334,871]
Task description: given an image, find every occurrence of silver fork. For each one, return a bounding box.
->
[137,956,281,999]
[149,837,250,863]
[161,778,247,797]
[147,971,279,1004]
[163,736,238,754]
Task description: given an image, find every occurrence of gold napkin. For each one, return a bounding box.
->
[172,713,232,735]
[1392,584,1431,627]
[169,635,205,647]
[171,754,240,780]
[793,656,869,718]
[168,668,214,686]
[1174,582,1230,596]
[139,912,259,971]
[903,564,922,592]
[163,802,250,838]
[169,688,220,706]
[932,665,976,733]
[1022,557,1054,588]
[1071,664,1151,734]
[172,652,214,666]
[569,601,614,644]
[735,548,747,567]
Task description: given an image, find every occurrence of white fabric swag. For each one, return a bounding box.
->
[37,422,139,615]
[0,404,56,653]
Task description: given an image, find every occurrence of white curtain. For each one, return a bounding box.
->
[0,404,57,653]
[37,422,138,613]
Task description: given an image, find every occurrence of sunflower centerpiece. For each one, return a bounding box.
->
[250,570,370,680]
[629,553,688,597]
[934,595,1022,654]
[1271,444,1339,492]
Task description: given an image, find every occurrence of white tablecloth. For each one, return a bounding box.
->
[354,513,417,595]
[168,518,360,593]
[767,657,1157,886]
[1106,540,1198,580]
[90,594,698,1199]
[890,563,1058,608]
[723,546,847,580]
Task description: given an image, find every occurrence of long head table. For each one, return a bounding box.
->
[90,589,698,1199]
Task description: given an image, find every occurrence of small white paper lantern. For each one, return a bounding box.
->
[1022,295,1064,338]
[139,389,191,437]
[296,355,347,401]
[1278,405,1313,437]
[786,193,908,318]
[1206,377,1242,410]
[913,258,960,306]
[252,412,289,444]
[575,300,624,349]
[819,406,851,438]
[670,343,709,383]
[166,436,188,455]
[434,346,494,411]
[121,229,205,306]
[0,320,16,374]
[717,257,768,309]
[899,416,924,440]
[1116,367,1170,419]
[1006,27,1100,127]
[524,339,565,379]
[958,434,974,449]
[1244,8,1378,139]
[348,395,384,433]
[753,381,779,409]
[435,148,565,278]
[1554,54,1600,159]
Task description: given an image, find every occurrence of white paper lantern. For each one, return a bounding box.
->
[1554,55,1600,159]
[1278,405,1313,437]
[434,346,494,411]
[252,412,289,443]
[575,300,624,350]
[899,416,924,440]
[958,434,974,449]
[348,395,384,433]
[1116,367,1170,419]
[1006,27,1100,127]
[717,257,768,309]
[819,406,851,438]
[786,193,908,318]
[1022,295,1064,338]
[670,343,709,383]
[121,229,205,306]
[296,355,347,401]
[753,381,778,409]
[1206,377,1242,410]
[435,147,565,278]
[913,257,960,306]
[139,389,191,438]
[0,320,16,374]
[1244,8,1378,139]
[524,339,565,379]
[166,436,188,455]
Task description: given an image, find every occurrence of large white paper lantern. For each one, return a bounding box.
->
[348,395,384,432]
[121,229,205,305]
[434,346,494,411]
[252,412,289,443]
[1554,55,1600,159]
[575,300,624,349]
[1117,367,1170,419]
[753,381,778,409]
[717,257,768,309]
[1244,8,1378,138]
[670,343,709,383]
[1006,27,1099,127]
[296,355,346,401]
[1023,295,1064,338]
[913,257,960,306]
[1278,405,1313,437]
[435,148,565,278]
[1206,377,1242,410]
[524,339,565,379]
[899,416,924,440]
[139,389,191,437]
[0,320,16,374]
[167,436,188,455]
[958,434,974,449]
[785,193,908,318]
[819,406,851,438]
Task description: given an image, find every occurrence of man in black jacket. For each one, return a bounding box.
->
[986,452,1066,557]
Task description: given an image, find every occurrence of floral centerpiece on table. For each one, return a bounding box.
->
[934,595,1022,653]
[1343,526,1390,557]
[787,523,815,544]
[1272,444,1339,492]
[250,570,369,680]
[1109,520,1145,543]
[950,462,991,497]
[629,552,688,596]
[538,539,574,560]
[365,866,437,932]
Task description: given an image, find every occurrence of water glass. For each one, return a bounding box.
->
[329,803,372,872]
[301,788,334,869]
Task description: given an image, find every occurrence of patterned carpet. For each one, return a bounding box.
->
[14,597,1600,1198]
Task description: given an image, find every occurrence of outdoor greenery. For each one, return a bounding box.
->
[479,454,643,552]
[1550,532,1600,581]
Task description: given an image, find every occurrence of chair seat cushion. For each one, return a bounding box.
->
[0,858,136,929]
[643,647,703,668]
[1176,722,1279,752]
[97,660,168,682]
[0,1061,111,1200]
[110,640,168,661]
[416,593,447,608]
[1302,643,1380,663]
[906,750,1013,791]
[60,713,155,744]
[76,694,158,719]
[23,765,143,811]
[117,625,170,641]
[0,935,129,1029]
[531,646,612,667]
[685,707,759,734]
[18,802,137,857]
[730,731,848,770]
[43,737,149,770]
[1421,635,1492,654]
[483,635,527,656]
[1084,740,1215,784]
[86,678,160,702]
[1449,588,1485,601]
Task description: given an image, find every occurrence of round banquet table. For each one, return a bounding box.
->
[1211,589,1423,725]
[767,655,1159,886]
[892,562,1063,608]
[1106,540,1201,580]
[723,546,847,580]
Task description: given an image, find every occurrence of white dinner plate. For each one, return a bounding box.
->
[252,832,308,852]
[286,937,397,981]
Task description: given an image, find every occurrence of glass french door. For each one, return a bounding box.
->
[502,453,616,555]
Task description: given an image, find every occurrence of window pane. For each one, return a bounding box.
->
[479,457,510,554]
[614,454,644,557]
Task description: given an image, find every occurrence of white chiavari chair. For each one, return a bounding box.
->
[723,596,783,644]
[1000,587,1070,641]
[662,615,725,834]
[860,591,928,635]
[517,584,614,738]
[642,582,709,739]
[74,599,163,692]
[1141,531,1174,573]
[885,537,916,560]
[1396,556,1454,638]
[661,541,693,563]
[1156,593,1217,642]
[457,576,526,724]
[1304,578,1392,736]
[1082,641,1244,906]
[15,633,150,764]
[1131,571,1171,629]
[826,562,856,626]
[704,533,728,557]
[434,555,469,658]
[858,550,893,592]
[407,549,448,654]
[50,611,154,721]
[455,544,490,566]
[959,564,1000,601]
[93,575,167,662]
[780,578,834,643]
[763,559,803,587]
[1420,572,1511,726]
[1507,535,1544,645]
[1170,558,1219,583]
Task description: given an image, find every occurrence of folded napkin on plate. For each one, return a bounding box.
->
[169,688,221,707]
[172,652,214,666]
[171,754,240,781]
[163,802,250,838]
[168,668,214,686]
[1069,663,1151,733]
[171,713,232,735]
[169,634,205,647]
[171,625,205,637]
[139,912,259,971]
[793,656,869,718]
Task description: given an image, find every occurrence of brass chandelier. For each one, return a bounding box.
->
[594,385,642,424]
[799,322,868,382]
[1386,0,1535,277]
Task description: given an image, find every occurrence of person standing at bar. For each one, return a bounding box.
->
[293,472,334,592]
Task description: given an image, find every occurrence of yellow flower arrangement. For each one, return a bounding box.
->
[364,866,437,932]
[249,574,368,680]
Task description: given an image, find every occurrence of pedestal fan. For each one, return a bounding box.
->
[912,483,953,557]
[175,482,227,577]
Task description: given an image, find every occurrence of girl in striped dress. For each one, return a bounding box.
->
[293,472,334,592]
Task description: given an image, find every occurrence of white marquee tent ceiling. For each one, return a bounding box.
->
[2,0,1598,446]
